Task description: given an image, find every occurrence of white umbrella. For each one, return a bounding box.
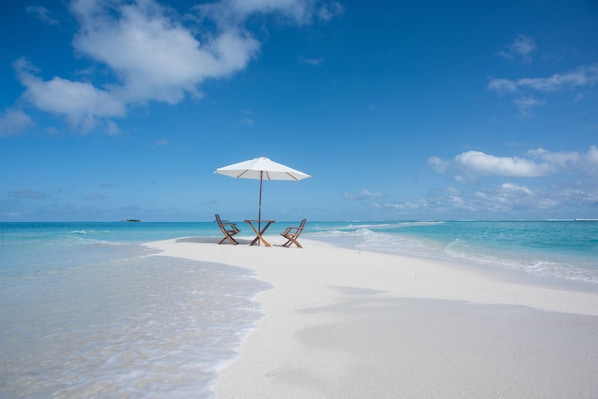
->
[214,156,311,226]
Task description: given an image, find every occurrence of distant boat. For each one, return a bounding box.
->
[123,219,142,222]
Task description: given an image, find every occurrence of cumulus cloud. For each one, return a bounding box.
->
[454,151,552,177]
[0,109,34,137]
[430,146,598,178]
[420,147,598,216]
[467,183,538,213]
[498,34,536,63]
[13,0,342,133]
[70,0,260,105]
[15,58,126,131]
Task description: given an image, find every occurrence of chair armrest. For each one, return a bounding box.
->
[282,227,298,235]
[223,222,240,231]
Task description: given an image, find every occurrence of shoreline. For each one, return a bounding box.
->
[146,236,598,398]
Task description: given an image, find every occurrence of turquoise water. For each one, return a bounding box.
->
[0,222,270,399]
[1,220,597,397]
[309,220,598,283]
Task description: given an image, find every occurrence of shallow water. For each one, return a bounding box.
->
[0,224,270,398]
[1,220,596,397]
[308,220,598,284]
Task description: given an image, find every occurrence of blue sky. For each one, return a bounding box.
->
[1,0,597,222]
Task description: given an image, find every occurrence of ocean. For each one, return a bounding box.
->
[1,220,597,398]
[309,220,598,284]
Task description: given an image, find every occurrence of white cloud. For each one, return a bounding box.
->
[487,64,598,116]
[468,183,537,212]
[454,150,551,177]
[498,34,536,63]
[343,189,382,200]
[488,64,598,94]
[499,182,533,196]
[427,156,448,173]
[105,120,121,136]
[26,5,60,26]
[0,109,34,137]
[588,145,598,165]
[418,147,598,216]
[317,1,344,21]
[382,199,427,211]
[15,58,126,131]
[197,0,344,25]
[301,57,324,65]
[239,109,254,125]
[71,0,261,105]
[530,146,598,173]
[14,0,341,133]
[408,148,598,217]
[431,146,598,178]
[512,95,545,117]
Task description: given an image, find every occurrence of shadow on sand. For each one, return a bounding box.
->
[175,236,254,245]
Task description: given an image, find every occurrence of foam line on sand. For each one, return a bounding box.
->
[146,236,598,398]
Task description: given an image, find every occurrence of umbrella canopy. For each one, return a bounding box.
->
[214,156,310,224]
[215,156,310,181]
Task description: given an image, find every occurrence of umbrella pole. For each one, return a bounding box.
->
[258,172,263,244]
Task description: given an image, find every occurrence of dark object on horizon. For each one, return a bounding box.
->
[123,219,141,222]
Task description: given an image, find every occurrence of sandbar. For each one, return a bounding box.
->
[146,235,598,398]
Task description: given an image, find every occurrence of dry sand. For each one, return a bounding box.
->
[146,235,598,398]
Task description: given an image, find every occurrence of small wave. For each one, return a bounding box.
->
[312,221,444,234]
[42,234,129,249]
[444,239,598,284]
[317,230,598,284]
[313,228,445,258]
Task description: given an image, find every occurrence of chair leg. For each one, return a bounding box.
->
[282,238,302,248]
[219,235,238,245]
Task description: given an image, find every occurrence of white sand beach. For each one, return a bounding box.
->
[147,236,598,398]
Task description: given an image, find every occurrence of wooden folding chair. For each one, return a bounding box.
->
[280,219,307,248]
[215,214,241,245]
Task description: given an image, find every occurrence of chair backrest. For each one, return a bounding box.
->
[296,218,307,234]
[215,214,227,233]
